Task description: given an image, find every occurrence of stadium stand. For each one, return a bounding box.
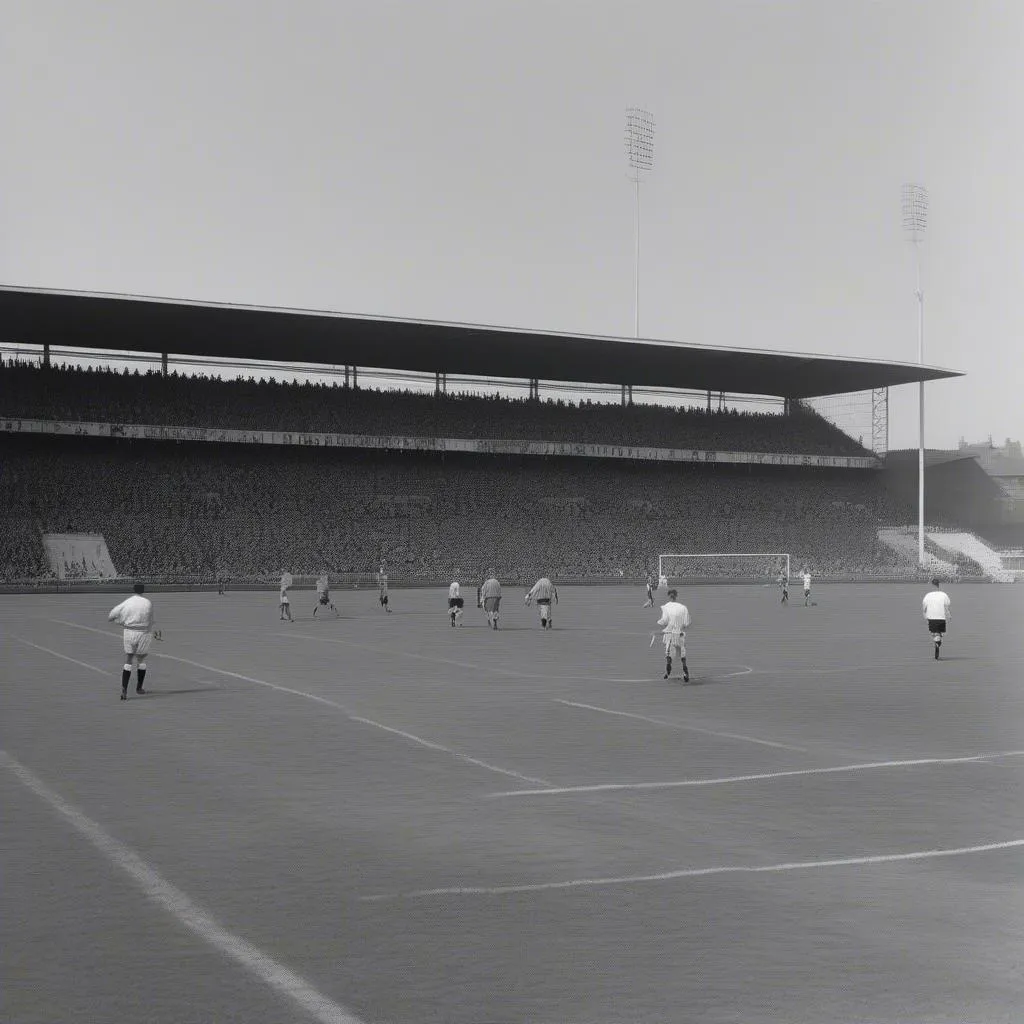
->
[2,433,916,582]
[0,362,871,456]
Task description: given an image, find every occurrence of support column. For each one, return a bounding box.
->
[435,371,447,395]
[344,365,350,387]
[352,366,358,389]
[529,378,539,401]
[161,352,168,375]
[707,389,712,413]
[43,342,50,368]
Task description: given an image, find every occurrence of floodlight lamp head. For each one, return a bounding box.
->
[902,183,928,241]
[625,107,655,180]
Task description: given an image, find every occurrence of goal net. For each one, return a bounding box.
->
[658,553,790,585]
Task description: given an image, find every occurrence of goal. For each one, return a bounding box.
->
[658,552,790,585]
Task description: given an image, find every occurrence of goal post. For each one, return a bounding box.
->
[658,553,790,585]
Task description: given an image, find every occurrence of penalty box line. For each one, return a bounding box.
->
[555,699,806,752]
[360,837,1024,902]
[488,749,1024,798]
[47,620,548,786]
[0,749,366,1024]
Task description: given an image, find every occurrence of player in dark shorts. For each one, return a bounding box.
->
[313,573,338,617]
[448,579,465,627]
[922,577,951,659]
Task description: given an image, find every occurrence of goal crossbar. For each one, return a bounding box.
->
[658,552,790,582]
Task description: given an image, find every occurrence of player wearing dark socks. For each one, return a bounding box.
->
[109,583,160,700]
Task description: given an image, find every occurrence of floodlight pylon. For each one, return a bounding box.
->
[625,108,655,339]
[902,183,928,567]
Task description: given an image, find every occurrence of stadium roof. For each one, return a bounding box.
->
[0,286,963,399]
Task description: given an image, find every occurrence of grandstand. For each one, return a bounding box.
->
[0,286,979,586]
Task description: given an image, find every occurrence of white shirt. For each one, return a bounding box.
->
[528,578,557,602]
[657,601,691,634]
[108,595,155,631]
[922,590,951,621]
[802,573,811,589]
[448,581,460,599]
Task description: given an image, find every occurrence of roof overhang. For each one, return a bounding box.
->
[0,286,963,399]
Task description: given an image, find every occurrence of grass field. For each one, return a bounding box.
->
[3,583,1023,1024]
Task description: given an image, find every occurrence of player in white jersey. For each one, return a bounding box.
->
[378,566,392,613]
[801,569,812,606]
[479,571,502,629]
[108,582,161,700]
[657,572,669,591]
[279,570,294,621]
[448,578,464,627]
[525,576,559,629]
[922,577,951,659]
[313,572,338,617]
[656,588,691,682]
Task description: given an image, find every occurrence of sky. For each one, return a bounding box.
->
[2,0,1022,450]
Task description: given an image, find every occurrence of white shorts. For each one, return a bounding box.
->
[536,600,551,619]
[662,631,686,656]
[123,629,153,657]
[280,594,290,604]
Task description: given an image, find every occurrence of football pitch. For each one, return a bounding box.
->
[3,583,1023,1024]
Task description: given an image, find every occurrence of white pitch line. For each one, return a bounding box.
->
[12,637,110,676]
[46,622,546,784]
[555,699,807,752]
[359,837,1024,901]
[488,749,1024,798]
[345,715,548,785]
[1,750,366,1024]
[52,618,120,638]
[141,653,548,787]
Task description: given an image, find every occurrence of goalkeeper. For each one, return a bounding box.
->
[108,582,162,701]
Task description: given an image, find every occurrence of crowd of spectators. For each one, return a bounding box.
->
[2,435,920,582]
[0,361,871,457]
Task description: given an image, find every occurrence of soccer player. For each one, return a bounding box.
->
[313,572,338,617]
[525,575,558,629]
[448,577,464,627]
[801,568,812,606]
[479,570,502,629]
[108,582,161,700]
[642,573,655,608]
[377,565,392,613]
[658,571,669,591]
[656,588,691,682]
[778,569,789,604]
[279,570,294,621]
[922,576,951,659]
